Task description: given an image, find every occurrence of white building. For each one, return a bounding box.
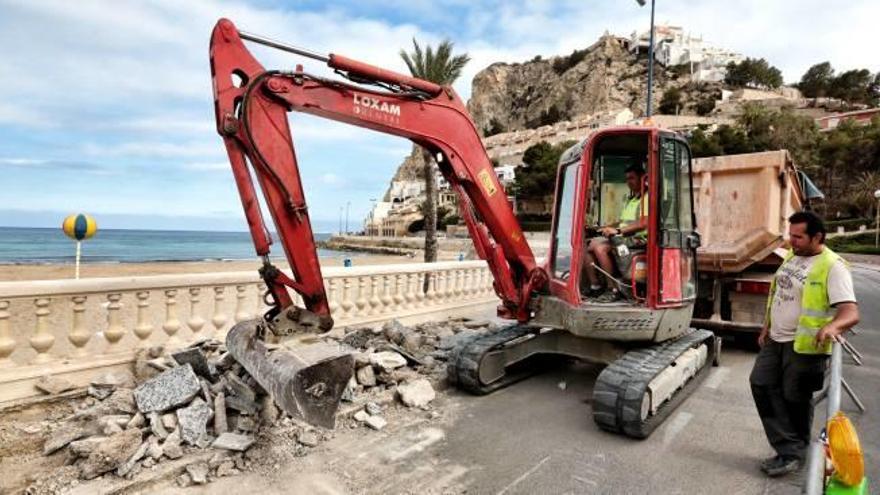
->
[629,25,744,82]
[387,180,425,203]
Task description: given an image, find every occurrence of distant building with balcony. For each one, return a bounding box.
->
[628,25,744,82]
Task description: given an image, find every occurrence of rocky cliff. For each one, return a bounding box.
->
[466,35,717,135]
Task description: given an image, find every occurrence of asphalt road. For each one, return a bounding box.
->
[193,266,879,495]
[435,265,879,494]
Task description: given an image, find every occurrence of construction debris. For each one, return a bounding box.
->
[20,316,494,493]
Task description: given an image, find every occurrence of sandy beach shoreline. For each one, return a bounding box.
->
[0,254,433,282]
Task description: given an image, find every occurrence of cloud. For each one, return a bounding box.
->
[182,161,230,172]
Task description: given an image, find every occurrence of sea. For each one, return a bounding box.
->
[0,227,355,264]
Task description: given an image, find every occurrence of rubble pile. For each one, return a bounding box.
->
[27,317,495,491]
[37,339,277,487]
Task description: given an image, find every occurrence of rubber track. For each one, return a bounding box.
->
[591,329,716,439]
[447,325,538,395]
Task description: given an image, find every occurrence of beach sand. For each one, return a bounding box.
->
[0,254,428,282]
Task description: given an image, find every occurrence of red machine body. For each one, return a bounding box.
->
[210,18,543,327]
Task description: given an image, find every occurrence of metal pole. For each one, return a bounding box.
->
[338,206,343,235]
[646,0,656,118]
[345,201,350,235]
[75,241,81,280]
[804,342,843,494]
[875,197,879,248]
[238,31,331,63]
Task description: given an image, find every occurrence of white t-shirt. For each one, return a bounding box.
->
[769,251,856,342]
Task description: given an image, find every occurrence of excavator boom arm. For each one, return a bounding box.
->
[209,19,542,326]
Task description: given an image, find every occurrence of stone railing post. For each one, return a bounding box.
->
[328,279,340,317]
[211,286,228,338]
[104,293,125,354]
[393,274,406,311]
[187,287,206,337]
[30,298,54,363]
[234,285,251,323]
[368,276,381,316]
[68,296,91,357]
[340,278,354,319]
[355,277,368,317]
[405,273,417,309]
[133,291,153,348]
[163,289,183,348]
[0,300,13,367]
[380,275,393,315]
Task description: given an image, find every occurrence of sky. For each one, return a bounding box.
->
[0,0,877,233]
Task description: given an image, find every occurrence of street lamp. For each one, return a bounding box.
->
[369,198,377,239]
[338,206,343,236]
[874,189,880,248]
[345,201,351,235]
[635,0,656,119]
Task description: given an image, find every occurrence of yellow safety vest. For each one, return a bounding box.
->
[766,246,845,355]
[620,193,648,239]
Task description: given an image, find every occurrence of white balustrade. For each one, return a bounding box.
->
[0,300,13,366]
[211,286,229,338]
[0,260,497,403]
[31,297,54,363]
[133,291,152,348]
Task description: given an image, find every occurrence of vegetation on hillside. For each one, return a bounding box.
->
[511,140,577,200]
[724,57,784,89]
[798,61,880,107]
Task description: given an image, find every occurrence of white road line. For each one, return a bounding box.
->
[704,367,731,389]
[661,411,693,448]
[496,456,551,495]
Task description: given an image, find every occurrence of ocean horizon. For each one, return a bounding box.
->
[0,226,353,264]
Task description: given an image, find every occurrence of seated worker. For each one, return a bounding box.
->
[584,164,648,302]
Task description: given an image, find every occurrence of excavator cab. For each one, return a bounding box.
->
[534,127,702,344]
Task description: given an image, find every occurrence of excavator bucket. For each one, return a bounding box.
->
[226,319,354,429]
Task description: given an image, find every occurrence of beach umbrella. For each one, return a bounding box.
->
[61,213,98,279]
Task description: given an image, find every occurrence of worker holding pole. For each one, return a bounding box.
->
[749,211,860,477]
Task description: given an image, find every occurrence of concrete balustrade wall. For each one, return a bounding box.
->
[0,261,499,404]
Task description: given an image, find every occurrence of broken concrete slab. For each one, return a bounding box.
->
[177,398,213,446]
[126,412,145,430]
[91,370,136,390]
[369,351,407,372]
[134,364,201,413]
[116,439,150,477]
[172,348,213,378]
[103,389,137,415]
[397,379,436,408]
[162,412,178,430]
[212,432,255,452]
[186,461,209,485]
[88,385,114,400]
[68,436,107,458]
[213,392,228,435]
[224,394,259,415]
[356,365,377,386]
[162,430,183,459]
[365,415,387,430]
[353,410,370,422]
[298,431,319,447]
[365,402,382,416]
[79,428,142,480]
[43,423,96,455]
[35,375,76,395]
[148,412,169,440]
[225,372,256,403]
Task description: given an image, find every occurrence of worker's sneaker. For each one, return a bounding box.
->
[761,455,800,477]
[595,289,621,303]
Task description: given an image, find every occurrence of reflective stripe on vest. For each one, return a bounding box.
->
[620,193,648,239]
[765,247,845,355]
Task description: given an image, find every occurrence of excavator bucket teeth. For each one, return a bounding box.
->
[226,319,354,429]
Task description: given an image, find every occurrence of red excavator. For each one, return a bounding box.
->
[210,19,719,437]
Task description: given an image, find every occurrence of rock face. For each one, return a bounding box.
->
[134,364,201,413]
[466,35,709,135]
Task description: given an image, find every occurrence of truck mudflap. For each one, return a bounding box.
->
[226,319,354,429]
[592,329,718,438]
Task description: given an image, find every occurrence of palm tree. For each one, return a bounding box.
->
[399,38,470,270]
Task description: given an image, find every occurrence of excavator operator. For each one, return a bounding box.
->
[584,163,648,302]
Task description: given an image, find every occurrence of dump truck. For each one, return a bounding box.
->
[689,150,822,338]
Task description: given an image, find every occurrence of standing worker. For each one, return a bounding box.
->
[750,211,859,476]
